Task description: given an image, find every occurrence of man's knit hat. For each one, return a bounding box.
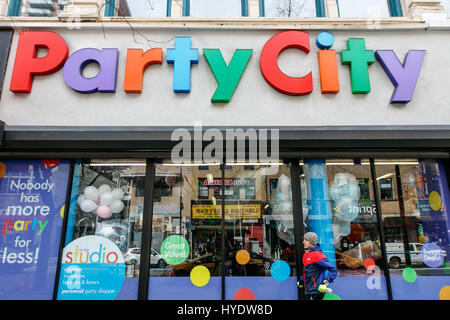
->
[304,232,318,246]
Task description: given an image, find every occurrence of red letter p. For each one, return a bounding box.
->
[10,31,69,93]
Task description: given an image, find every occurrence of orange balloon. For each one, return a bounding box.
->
[236,250,250,265]
[0,162,6,179]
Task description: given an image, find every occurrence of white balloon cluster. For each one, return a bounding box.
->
[77,184,125,219]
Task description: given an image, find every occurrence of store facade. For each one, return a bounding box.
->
[0,21,449,300]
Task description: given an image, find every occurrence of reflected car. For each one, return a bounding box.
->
[124,248,167,268]
[166,252,218,277]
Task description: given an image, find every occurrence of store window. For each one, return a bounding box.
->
[188,0,243,17]
[148,162,222,300]
[224,163,298,300]
[375,159,450,300]
[337,0,391,18]
[115,0,169,17]
[8,0,67,17]
[56,160,146,300]
[0,159,71,299]
[301,159,389,300]
[262,0,318,18]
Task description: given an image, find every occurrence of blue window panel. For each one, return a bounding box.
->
[225,277,298,300]
[148,277,222,300]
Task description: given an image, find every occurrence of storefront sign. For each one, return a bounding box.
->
[153,202,180,216]
[9,30,425,104]
[0,159,70,299]
[57,235,125,300]
[160,235,189,265]
[192,204,261,219]
[420,242,445,268]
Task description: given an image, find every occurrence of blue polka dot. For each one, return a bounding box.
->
[270,260,291,282]
[316,32,335,49]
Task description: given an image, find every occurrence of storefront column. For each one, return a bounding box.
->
[369,159,393,300]
[138,159,156,300]
[290,160,306,300]
[248,0,260,17]
[0,0,8,16]
[325,0,339,17]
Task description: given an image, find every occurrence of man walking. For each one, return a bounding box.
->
[298,232,338,300]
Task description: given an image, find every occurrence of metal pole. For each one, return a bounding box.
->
[290,159,306,300]
[138,159,156,300]
[370,158,393,300]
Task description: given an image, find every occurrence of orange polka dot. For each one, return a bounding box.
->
[0,162,5,179]
[439,286,450,300]
[236,250,250,265]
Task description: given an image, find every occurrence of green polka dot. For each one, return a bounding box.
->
[323,293,342,300]
[443,260,450,275]
[402,267,417,283]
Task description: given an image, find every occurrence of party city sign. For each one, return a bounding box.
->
[9,30,426,104]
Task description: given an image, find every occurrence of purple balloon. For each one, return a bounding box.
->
[63,48,119,93]
[375,50,426,104]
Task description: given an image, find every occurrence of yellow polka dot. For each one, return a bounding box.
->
[190,265,210,287]
[439,286,450,300]
[0,162,6,179]
[429,191,441,211]
[60,205,65,219]
[236,250,250,265]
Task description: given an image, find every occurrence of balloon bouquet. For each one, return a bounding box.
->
[77,184,125,219]
[76,184,128,251]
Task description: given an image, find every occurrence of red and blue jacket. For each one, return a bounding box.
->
[300,245,337,295]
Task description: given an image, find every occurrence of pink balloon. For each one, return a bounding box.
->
[97,205,112,219]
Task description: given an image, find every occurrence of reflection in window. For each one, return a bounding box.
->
[263,0,317,18]
[150,163,222,277]
[17,0,67,17]
[224,164,296,281]
[338,0,390,18]
[120,0,167,17]
[302,159,388,300]
[62,160,146,299]
[376,159,450,299]
[190,0,242,17]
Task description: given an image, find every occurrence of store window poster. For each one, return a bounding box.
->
[0,160,70,299]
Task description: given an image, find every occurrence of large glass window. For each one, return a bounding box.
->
[337,0,390,18]
[189,0,243,17]
[224,163,297,300]
[375,159,450,300]
[301,159,389,300]
[0,159,71,299]
[56,159,146,300]
[148,162,222,300]
[12,0,67,17]
[263,0,317,18]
